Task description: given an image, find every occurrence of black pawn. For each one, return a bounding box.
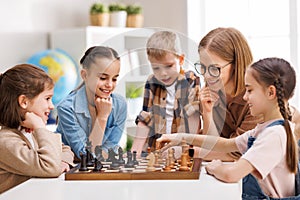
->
[118,147,125,165]
[79,152,88,171]
[132,151,139,165]
[125,151,134,168]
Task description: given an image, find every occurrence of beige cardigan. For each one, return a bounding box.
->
[0,127,74,193]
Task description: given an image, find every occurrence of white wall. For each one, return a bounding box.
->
[0,0,188,72]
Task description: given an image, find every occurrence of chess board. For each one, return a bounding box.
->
[65,158,202,180]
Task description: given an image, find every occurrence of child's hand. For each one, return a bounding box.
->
[205,159,222,175]
[95,96,112,119]
[61,161,70,172]
[199,87,219,113]
[156,134,183,152]
[21,112,46,130]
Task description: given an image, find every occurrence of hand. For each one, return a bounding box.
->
[199,87,219,113]
[156,134,184,152]
[205,159,222,176]
[21,112,46,130]
[61,161,70,173]
[95,96,112,119]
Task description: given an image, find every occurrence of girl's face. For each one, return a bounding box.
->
[82,58,120,101]
[26,87,54,124]
[199,50,232,92]
[243,69,270,117]
[149,53,183,86]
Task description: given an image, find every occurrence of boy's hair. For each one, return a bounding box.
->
[250,57,298,173]
[0,64,54,129]
[146,30,182,59]
[199,27,253,97]
[80,46,119,70]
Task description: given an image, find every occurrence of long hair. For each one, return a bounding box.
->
[0,64,54,129]
[250,57,298,173]
[199,27,253,96]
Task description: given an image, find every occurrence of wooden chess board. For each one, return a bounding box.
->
[65,158,202,180]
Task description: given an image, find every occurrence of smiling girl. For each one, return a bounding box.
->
[0,64,74,193]
[56,46,127,159]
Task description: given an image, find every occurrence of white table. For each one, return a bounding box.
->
[0,166,242,200]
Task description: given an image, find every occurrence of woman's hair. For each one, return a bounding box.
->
[198,27,253,96]
[250,57,298,173]
[0,64,54,129]
[146,30,182,59]
[80,46,119,69]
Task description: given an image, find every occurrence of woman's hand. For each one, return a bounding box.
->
[95,96,112,120]
[199,87,219,113]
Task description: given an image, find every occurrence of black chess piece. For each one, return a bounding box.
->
[86,140,94,167]
[106,148,116,162]
[79,152,88,171]
[95,145,105,162]
[117,147,125,165]
[132,151,139,165]
[93,157,103,172]
[125,151,134,168]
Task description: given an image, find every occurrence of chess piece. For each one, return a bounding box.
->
[125,151,135,168]
[132,151,139,165]
[79,152,88,171]
[146,152,156,172]
[86,140,94,167]
[93,157,103,172]
[169,148,175,168]
[163,155,172,171]
[106,148,117,162]
[95,145,105,162]
[179,138,190,171]
[117,147,125,165]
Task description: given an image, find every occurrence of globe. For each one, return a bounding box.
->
[27,49,79,124]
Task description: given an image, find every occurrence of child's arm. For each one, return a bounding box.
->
[205,158,255,183]
[88,97,112,150]
[157,133,238,153]
[0,128,66,177]
[131,121,150,157]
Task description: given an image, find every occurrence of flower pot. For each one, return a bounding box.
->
[90,13,110,26]
[109,11,127,27]
[126,14,144,28]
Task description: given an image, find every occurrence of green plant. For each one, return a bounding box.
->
[90,3,108,14]
[126,84,143,98]
[126,5,142,15]
[109,3,126,12]
[125,135,133,152]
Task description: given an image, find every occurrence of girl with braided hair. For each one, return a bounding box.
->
[157,57,299,199]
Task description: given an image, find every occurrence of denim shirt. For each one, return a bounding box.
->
[56,85,127,158]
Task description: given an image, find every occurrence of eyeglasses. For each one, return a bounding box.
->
[194,62,231,77]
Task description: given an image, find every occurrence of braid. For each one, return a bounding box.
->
[274,79,288,120]
[274,78,298,173]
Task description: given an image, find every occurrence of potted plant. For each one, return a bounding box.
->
[126,5,144,28]
[90,3,109,26]
[109,3,127,27]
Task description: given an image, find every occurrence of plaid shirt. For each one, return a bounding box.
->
[136,71,201,147]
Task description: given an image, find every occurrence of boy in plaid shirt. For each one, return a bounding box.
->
[131,30,201,158]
